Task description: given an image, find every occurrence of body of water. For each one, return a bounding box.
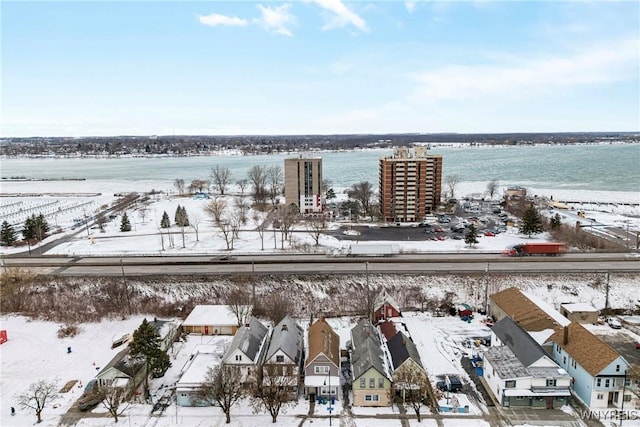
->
[1,144,639,199]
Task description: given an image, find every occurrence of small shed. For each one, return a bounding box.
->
[182,305,243,336]
[373,292,401,323]
[560,303,599,324]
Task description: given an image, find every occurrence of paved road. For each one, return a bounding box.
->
[2,253,639,276]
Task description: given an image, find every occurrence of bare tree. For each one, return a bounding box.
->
[236,179,248,196]
[219,221,235,251]
[256,290,293,326]
[266,165,283,205]
[393,364,432,421]
[203,199,228,226]
[445,175,461,199]
[15,379,59,423]
[486,179,499,200]
[211,165,232,195]
[226,286,254,326]
[252,213,267,251]
[348,181,374,219]
[306,215,326,246]
[198,365,244,424]
[188,179,209,194]
[190,212,202,242]
[274,204,300,248]
[174,179,185,196]
[251,364,297,423]
[247,165,268,208]
[234,197,250,225]
[98,384,129,423]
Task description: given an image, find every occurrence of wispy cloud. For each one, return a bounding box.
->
[405,1,416,13]
[253,3,296,36]
[310,0,368,32]
[198,13,248,27]
[410,38,640,101]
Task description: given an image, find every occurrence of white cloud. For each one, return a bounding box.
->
[198,13,248,27]
[253,3,296,37]
[410,38,640,101]
[405,1,416,13]
[310,0,368,32]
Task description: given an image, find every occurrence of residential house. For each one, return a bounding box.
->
[222,317,269,387]
[182,305,243,335]
[484,317,571,408]
[386,331,428,401]
[304,317,340,401]
[490,287,568,332]
[149,318,181,352]
[95,348,146,397]
[559,303,599,324]
[350,319,392,406]
[373,292,401,323]
[176,344,226,406]
[550,322,631,408]
[262,316,305,393]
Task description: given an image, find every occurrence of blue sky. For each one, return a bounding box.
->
[1,0,639,137]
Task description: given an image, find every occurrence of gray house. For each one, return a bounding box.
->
[261,316,305,393]
[304,317,340,401]
[95,348,146,397]
[222,317,269,386]
[484,317,571,408]
[350,319,392,407]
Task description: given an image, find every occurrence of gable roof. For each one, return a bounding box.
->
[183,305,238,327]
[306,318,340,368]
[492,317,548,368]
[550,322,624,376]
[97,348,144,379]
[386,331,423,371]
[351,318,381,349]
[491,287,564,332]
[379,320,397,341]
[484,345,530,380]
[224,317,268,363]
[351,337,388,380]
[374,291,400,313]
[265,315,304,364]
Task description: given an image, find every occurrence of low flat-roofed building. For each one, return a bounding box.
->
[560,303,599,324]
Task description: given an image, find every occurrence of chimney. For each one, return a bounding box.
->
[562,325,568,345]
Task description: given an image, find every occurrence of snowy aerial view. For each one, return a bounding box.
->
[2,1,640,427]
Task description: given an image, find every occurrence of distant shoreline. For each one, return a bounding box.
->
[0,177,87,181]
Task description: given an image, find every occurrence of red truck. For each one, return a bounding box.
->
[502,242,566,257]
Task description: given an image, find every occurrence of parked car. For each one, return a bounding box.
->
[608,318,622,329]
[77,379,102,411]
[484,231,496,237]
[436,376,463,392]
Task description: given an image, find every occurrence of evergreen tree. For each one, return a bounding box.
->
[160,211,171,228]
[36,213,50,234]
[174,205,182,225]
[128,319,171,391]
[179,206,189,227]
[325,188,336,201]
[23,215,36,240]
[149,349,171,378]
[1,220,17,246]
[550,213,562,230]
[465,223,479,247]
[520,205,544,237]
[120,212,132,232]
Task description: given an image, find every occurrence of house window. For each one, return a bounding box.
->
[369,378,375,388]
[515,396,525,401]
[505,380,516,388]
[605,379,610,388]
[360,378,366,388]
[315,366,329,375]
[624,394,632,402]
[625,378,631,386]
[616,365,620,372]
[365,395,380,402]
[276,355,284,363]
[596,378,602,387]
[235,354,242,361]
[597,394,604,400]
[378,378,384,388]
[546,379,557,387]
[563,356,566,365]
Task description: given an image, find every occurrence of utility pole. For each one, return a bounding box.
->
[484,263,489,314]
[604,271,610,318]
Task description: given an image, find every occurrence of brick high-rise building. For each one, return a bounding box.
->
[284,157,323,214]
[379,146,442,223]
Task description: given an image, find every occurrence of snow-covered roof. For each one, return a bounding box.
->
[224,317,268,363]
[304,375,340,387]
[177,352,222,388]
[522,291,570,327]
[560,303,598,313]
[484,346,529,380]
[264,315,304,364]
[183,305,238,327]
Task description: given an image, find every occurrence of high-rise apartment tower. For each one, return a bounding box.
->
[284,157,323,214]
[379,146,442,223]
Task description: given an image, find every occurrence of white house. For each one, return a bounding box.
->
[222,317,269,386]
[550,322,631,408]
[484,317,571,408]
[176,344,226,406]
[182,305,243,335]
[261,316,305,393]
